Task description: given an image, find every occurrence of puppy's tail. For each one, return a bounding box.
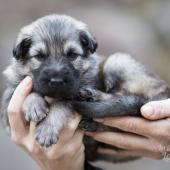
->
[72,95,148,118]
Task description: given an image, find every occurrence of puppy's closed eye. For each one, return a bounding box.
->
[67,50,80,61]
[33,51,48,61]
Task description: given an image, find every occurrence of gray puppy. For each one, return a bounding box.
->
[1,14,170,168]
[1,14,99,146]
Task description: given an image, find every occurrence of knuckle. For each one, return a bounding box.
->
[116,134,130,149]
[120,118,139,133]
[66,145,76,155]
[120,142,130,149]
[153,126,170,140]
[47,151,55,160]
[125,120,136,131]
[66,124,76,133]
[7,106,17,116]
[11,133,22,145]
[29,145,41,155]
[47,149,60,160]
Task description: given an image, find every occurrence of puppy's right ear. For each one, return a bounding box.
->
[13,37,32,60]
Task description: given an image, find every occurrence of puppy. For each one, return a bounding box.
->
[1,14,99,145]
[1,14,170,168]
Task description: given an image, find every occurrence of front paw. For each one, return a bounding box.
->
[35,122,59,147]
[22,94,49,122]
[78,88,98,101]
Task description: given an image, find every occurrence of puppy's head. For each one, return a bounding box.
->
[13,14,98,98]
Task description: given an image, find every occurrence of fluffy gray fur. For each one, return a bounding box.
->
[1,15,170,168]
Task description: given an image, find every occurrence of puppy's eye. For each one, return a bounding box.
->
[67,51,79,61]
[34,53,47,61]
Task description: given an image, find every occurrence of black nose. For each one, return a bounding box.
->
[48,78,64,88]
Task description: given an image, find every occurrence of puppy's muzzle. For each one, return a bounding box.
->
[32,58,80,98]
[41,68,70,89]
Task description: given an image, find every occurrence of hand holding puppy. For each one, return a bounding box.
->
[7,77,85,170]
[86,99,170,160]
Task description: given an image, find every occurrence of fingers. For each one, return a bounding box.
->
[58,113,81,144]
[47,114,83,158]
[141,99,170,120]
[88,131,170,156]
[87,131,160,152]
[22,121,43,156]
[63,129,84,156]
[8,76,33,142]
[95,117,152,137]
[97,148,163,160]
[47,129,84,160]
[29,122,36,137]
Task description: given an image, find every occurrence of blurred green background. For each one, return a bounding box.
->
[0,0,170,170]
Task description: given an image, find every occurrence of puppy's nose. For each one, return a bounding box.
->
[48,78,64,88]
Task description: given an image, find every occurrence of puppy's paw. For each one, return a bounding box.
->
[22,93,49,122]
[78,88,98,101]
[35,122,59,147]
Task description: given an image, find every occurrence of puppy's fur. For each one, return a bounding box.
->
[1,15,170,169]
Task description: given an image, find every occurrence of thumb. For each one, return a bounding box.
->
[141,99,170,120]
[8,76,33,138]
[8,76,33,114]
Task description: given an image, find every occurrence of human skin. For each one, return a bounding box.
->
[86,99,170,160]
[7,76,85,170]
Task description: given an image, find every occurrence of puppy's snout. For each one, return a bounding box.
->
[48,77,64,88]
[33,60,79,98]
[41,67,71,89]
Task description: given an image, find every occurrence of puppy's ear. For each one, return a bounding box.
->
[13,37,32,60]
[79,31,98,54]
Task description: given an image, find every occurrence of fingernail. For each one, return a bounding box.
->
[22,76,32,86]
[141,105,154,116]
[94,118,104,123]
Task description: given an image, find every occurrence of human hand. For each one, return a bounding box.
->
[86,99,170,160]
[7,76,85,170]
[141,99,170,120]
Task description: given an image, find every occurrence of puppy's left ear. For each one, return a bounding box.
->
[13,37,32,60]
[79,31,98,54]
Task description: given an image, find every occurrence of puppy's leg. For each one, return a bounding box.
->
[72,53,148,118]
[72,94,147,118]
[22,93,49,122]
[78,87,113,101]
[74,88,147,118]
[35,102,72,147]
